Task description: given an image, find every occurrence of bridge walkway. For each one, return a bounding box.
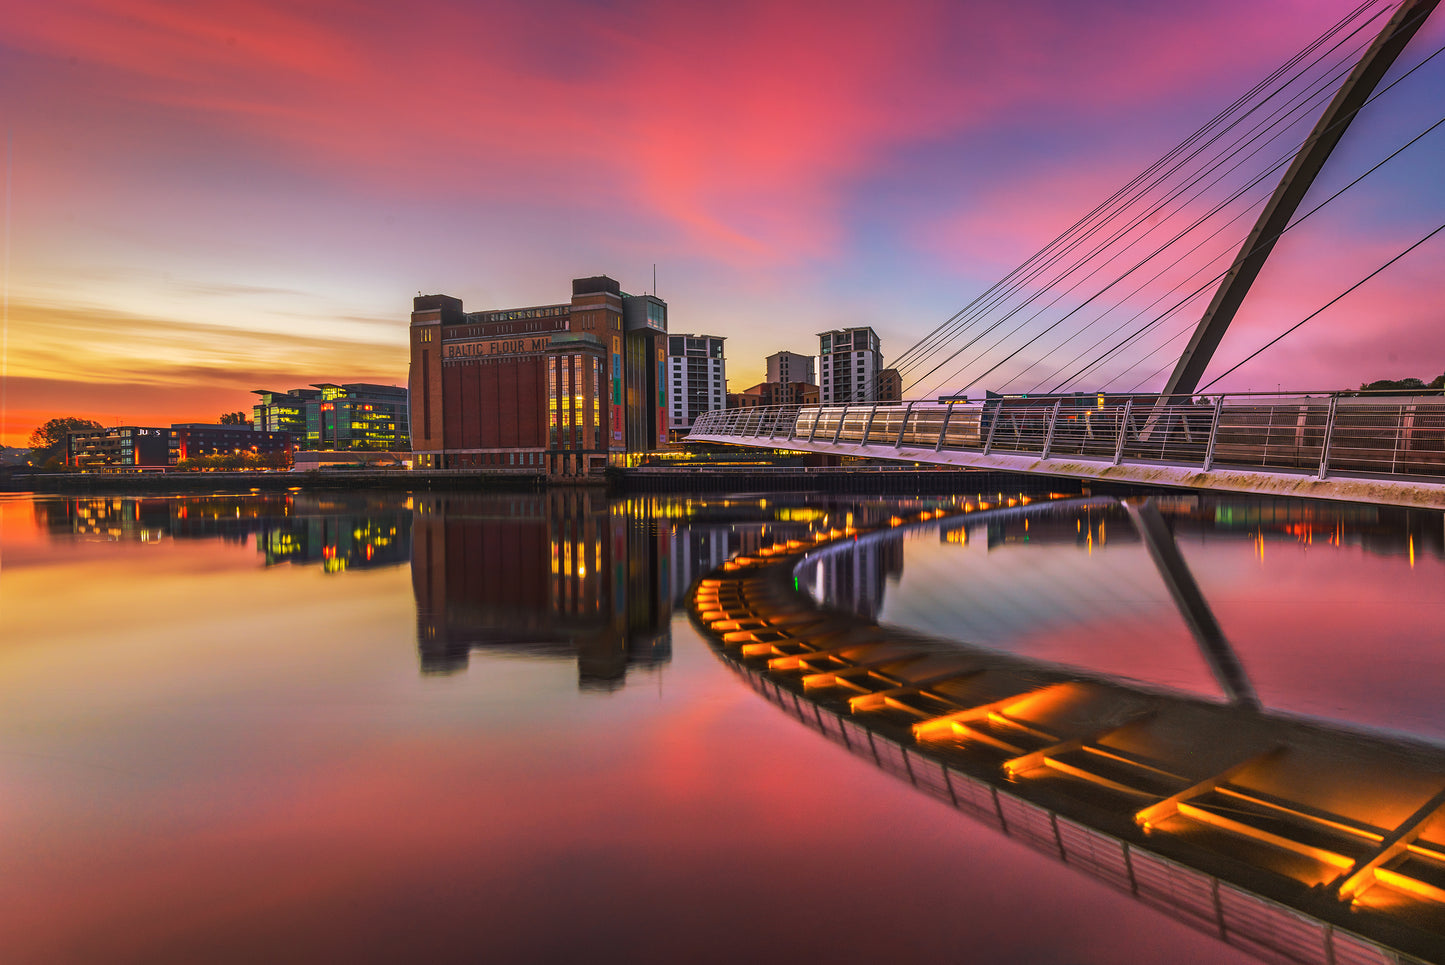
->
[687,392,1445,509]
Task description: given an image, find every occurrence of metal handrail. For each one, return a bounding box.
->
[684,390,1445,483]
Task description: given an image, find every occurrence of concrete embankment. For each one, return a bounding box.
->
[616,466,1109,496]
[5,465,1136,498]
[2,469,548,495]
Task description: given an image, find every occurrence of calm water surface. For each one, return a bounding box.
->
[2,489,1441,963]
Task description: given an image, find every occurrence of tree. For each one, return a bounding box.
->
[1359,377,1427,393]
[27,417,103,468]
[218,411,250,425]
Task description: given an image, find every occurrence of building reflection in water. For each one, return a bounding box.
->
[36,493,411,573]
[796,494,1445,657]
[35,491,948,692]
[799,533,904,620]
[951,494,1444,562]
[412,491,676,689]
[410,492,913,690]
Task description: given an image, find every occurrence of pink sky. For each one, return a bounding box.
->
[2,0,1442,443]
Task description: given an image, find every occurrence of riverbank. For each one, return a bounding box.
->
[4,465,1076,497]
[616,465,1066,495]
[2,468,549,495]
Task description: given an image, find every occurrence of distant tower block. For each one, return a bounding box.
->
[767,350,815,387]
[818,327,882,403]
[668,334,727,440]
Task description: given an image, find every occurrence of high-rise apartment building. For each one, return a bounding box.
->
[766,350,815,387]
[818,327,882,403]
[667,334,726,439]
[409,276,667,475]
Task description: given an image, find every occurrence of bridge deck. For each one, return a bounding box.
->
[687,394,1445,509]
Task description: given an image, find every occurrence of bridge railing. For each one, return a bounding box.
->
[686,392,1445,481]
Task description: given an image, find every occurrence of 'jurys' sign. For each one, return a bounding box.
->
[442,336,550,360]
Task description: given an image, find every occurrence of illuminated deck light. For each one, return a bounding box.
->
[1134,747,1284,830]
[1333,785,1445,902]
[848,669,982,715]
[1372,867,1445,905]
[1174,801,1355,872]
[911,685,1069,743]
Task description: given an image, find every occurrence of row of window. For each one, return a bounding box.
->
[475,306,568,323]
[546,355,603,450]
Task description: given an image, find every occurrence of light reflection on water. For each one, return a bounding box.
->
[862,496,1445,743]
[2,488,1438,963]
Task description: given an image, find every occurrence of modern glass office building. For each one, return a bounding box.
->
[252,383,410,451]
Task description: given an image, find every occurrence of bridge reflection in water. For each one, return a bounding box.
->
[692,497,1445,965]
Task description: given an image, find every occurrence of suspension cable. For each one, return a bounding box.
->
[1195,220,1445,392]
[884,1,1395,391]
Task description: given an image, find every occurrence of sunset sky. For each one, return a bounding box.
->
[2,0,1442,444]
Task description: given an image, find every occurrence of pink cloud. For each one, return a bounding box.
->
[5,0,1370,264]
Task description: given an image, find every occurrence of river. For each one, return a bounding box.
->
[1,488,1440,963]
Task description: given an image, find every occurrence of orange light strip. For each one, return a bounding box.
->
[1174,802,1355,871]
[986,710,1054,742]
[1079,745,1185,783]
[1335,785,1445,901]
[950,723,1027,756]
[849,667,986,714]
[1373,867,1445,905]
[912,685,1062,741]
[800,671,877,694]
[1214,787,1385,845]
[1040,758,1156,798]
[1003,736,1086,779]
[1135,747,1282,831]
[869,695,938,719]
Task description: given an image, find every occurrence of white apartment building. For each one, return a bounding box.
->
[818,327,882,403]
[667,334,727,436]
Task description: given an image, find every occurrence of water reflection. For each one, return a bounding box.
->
[12,486,1445,964]
[409,492,965,689]
[31,491,971,692]
[701,494,1445,965]
[36,494,412,572]
[411,491,676,688]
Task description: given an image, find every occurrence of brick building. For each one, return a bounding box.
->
[410,276,667,475]
[728,381,819,409]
